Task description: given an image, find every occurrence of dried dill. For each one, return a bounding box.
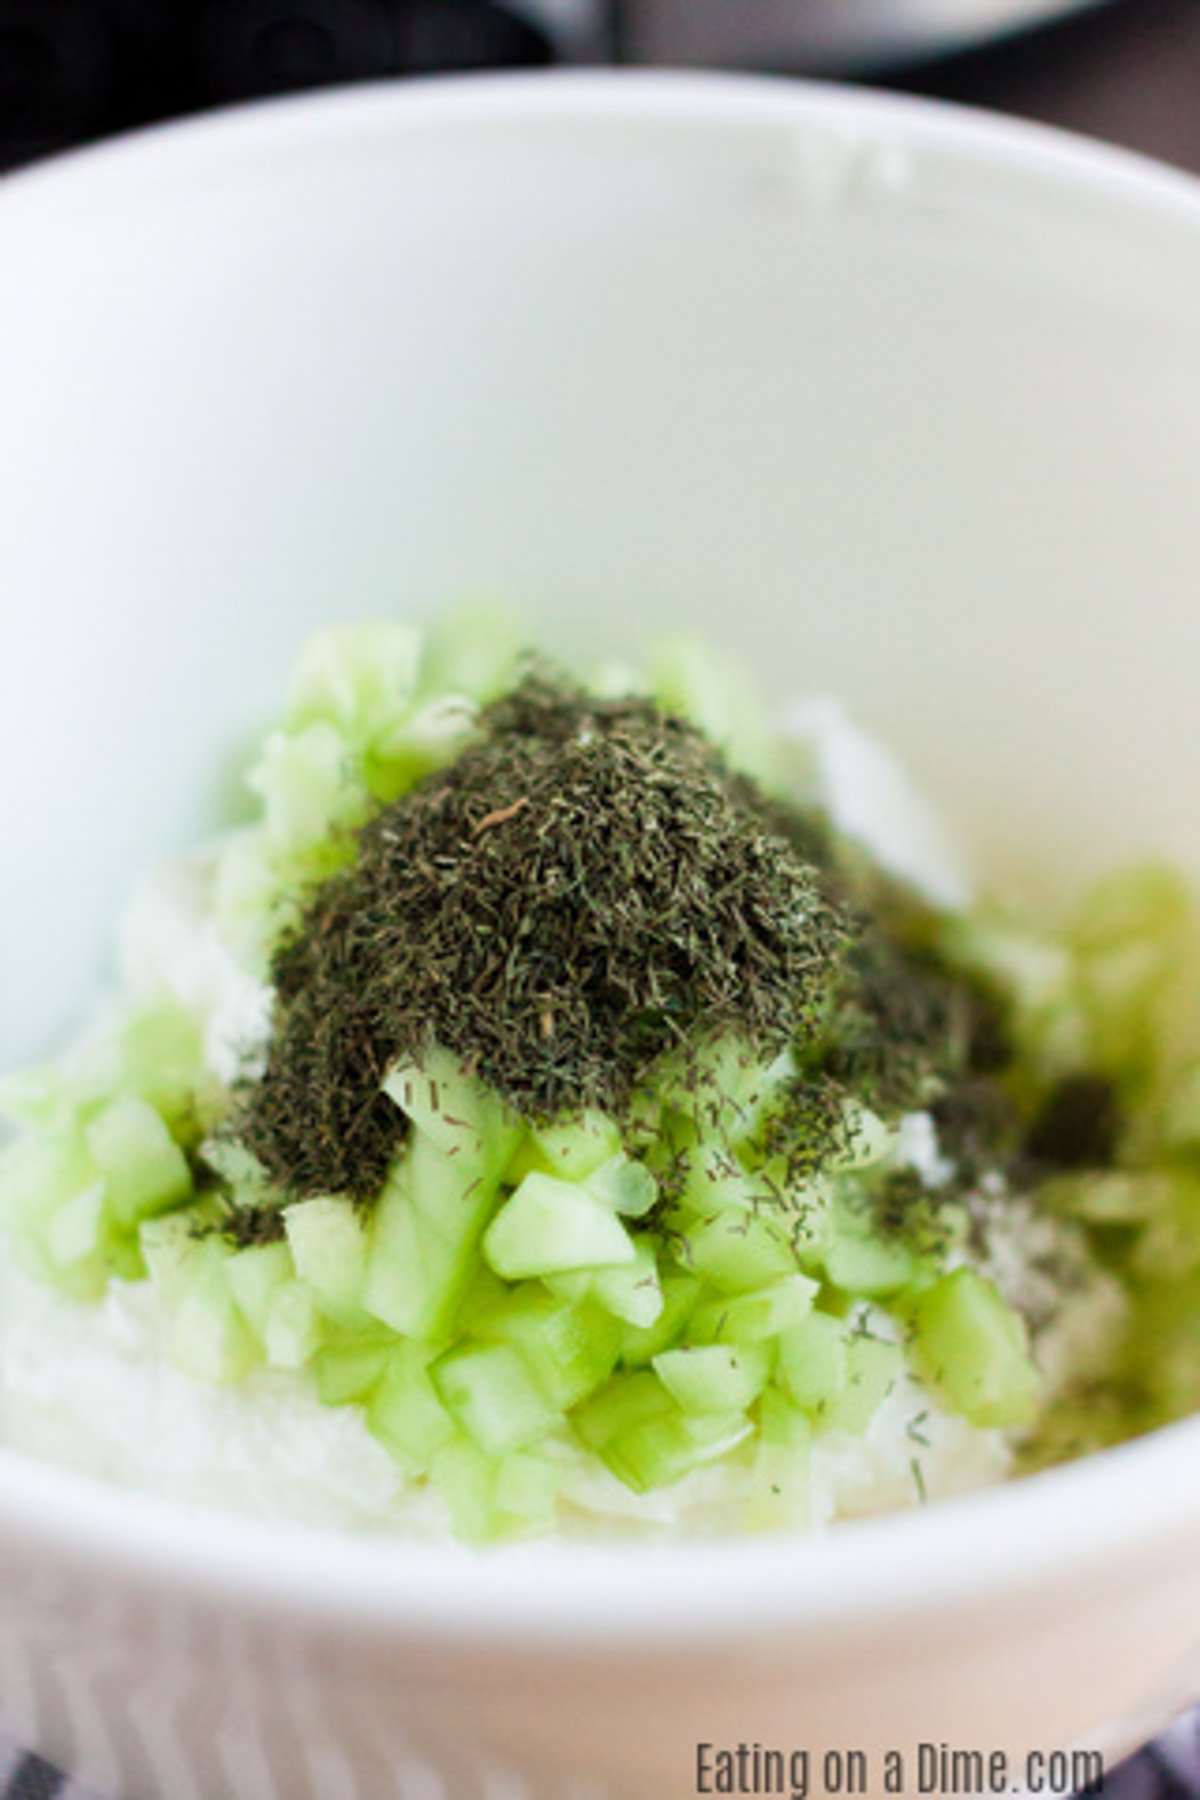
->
[237,677,849,1203]
[1024,1074,1122,1171]
[755,1073,853,1192]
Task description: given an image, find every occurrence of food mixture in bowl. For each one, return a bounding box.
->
[2,610,1197,1542]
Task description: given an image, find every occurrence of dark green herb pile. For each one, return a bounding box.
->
[238,678,850,1201]
[227,670,1058,1240]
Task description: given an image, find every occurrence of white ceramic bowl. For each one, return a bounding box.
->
[2,72,1200,1800]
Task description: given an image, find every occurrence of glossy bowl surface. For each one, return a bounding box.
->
[2,71,1200,1800]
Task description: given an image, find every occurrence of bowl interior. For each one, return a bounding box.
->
[5,77,1200,1067]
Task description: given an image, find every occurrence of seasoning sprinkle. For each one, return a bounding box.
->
[236,676,849,1203]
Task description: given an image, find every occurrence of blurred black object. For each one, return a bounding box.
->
[0,0,554,169]
[4,0,1200,178]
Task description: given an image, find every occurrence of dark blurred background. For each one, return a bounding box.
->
[2,0,1200,177]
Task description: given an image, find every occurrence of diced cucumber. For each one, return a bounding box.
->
[0,1132,94,1231]
[533,1111,623,1182]
[653,1343,769,1414]
[366,1344,457,1474]
[573,1373,751,1493]
[363,1138,502,1342]
[757,1163,835,1268]
[583,1155,658,1220]
[819,1333,903,1434]
[492,1450,561,1539]
[1068,861,1193,955]
[823,1215,922,1299]
[417,598,524,705]
[264,1280,324,1369]
[313,1336,395,1407]
[169,1241,259,1384]
[572,1371,676,1452]
[650,1035,793,1146]
[84,1095,192,1226]
[1157,1062,1200,1149]
[285,622,422,749]
[587,1238,664,1327]
[117,1001,212,1139]
[681,1151,767,1219]
[744,1390,812,1530]
[44,1180,107,1270]
[777,1311,848,1413]
[1077,939,1170,1083]
[828,1104,892,1172]
[140,1207,214,1300]
[1130,1172,1200,1279]
[503,1135,556,1186]
[690,1272,818,1346]
[483,1174,635,1280]
[368,695,477,801]
[428,1436,559,1544]
[475,1288,622,1411]
[382,1046,521,1173]
[908,1269,1041,1429]
[432,1341,558,1456]
[225,1239,294,1339]
[428,1438,495,1542]
[1037,1170,1173,1226]
[249,723,369,857]
[549,1236,663,1327]
[212,827,289,969]
[284,1196,369,1326]
[618,1273,701,1368]
[683,1210,798,1293]
[647,636,778,784]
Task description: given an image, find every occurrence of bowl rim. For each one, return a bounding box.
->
[4,67,1200,1646]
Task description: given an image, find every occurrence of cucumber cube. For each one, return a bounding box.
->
[382,1047,521,1173]
[432,1341,558,1456]
[823,1223,921,1300]
[682,1152,766,1219]
[367,1344,457,1475]
[908,1269,1041,1429]
[170,1242,259,1385]
[313,1337,394,1406]
[85,1095,192,1226]
[690,1273,818,1346]
[226,1240,294,1338]
[483,1174,635,1280]
[653,1343,769,1414]
[118,1002,211,1138]
[417,598,524,704]
[583,1155,658,1220]
[285,622,421,747]
[263,1281,324,1369]
[249,723,368,857]
[588,1238,664,1327]
[363,1139,501,1342]
[140,1208,212,1300]
[427,1436,560,1543]
[284,1196,368,1326]
[745,1391,813,1531]
[618,1273,701,1368]
[648,636,777,783]
[477,1290,621,1411]
[533,1111,623,1181]
[684,1211,798,1293]
[573,1373,750,1493]
[492,1451,561,1539]
[778,1312,848,1413]
[820,1334,903,1434]
[44,1179,107,1270]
